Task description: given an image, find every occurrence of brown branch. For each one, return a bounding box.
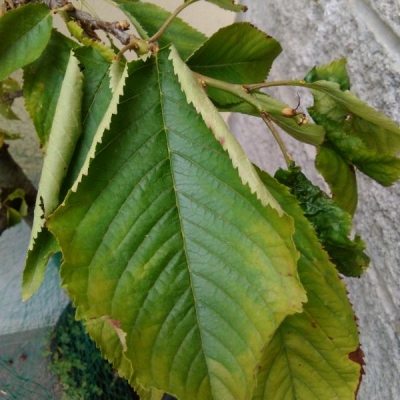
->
[0,142,37,235]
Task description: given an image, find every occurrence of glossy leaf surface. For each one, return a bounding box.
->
[275,166,369,277]
[49,47,306,400]
[0,3,52,80]
[253,170,363,399]
[188,23,281,105]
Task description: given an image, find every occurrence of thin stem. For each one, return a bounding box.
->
[149,0,201,43]
[261,113,293,167]
[244,79,308,91]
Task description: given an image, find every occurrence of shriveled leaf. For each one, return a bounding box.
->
[204,0,247,12]
[170,46,283,211]
[316,145,358,215]
[311,112,400,186]
[187,23,281,105]
[0,3,52,80]
[116,2,207,60]
[62,47,128,191]
[253,169,363,400]
[305,80,400,155]
[23,52,83,300]
[49,47,306,400]
[24,29,78,148]
[0,77,21,120]
[66,20,116,62]
[305,58,350,91]
[275,165,369,277]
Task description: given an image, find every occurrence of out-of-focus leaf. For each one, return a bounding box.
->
[0,77,21,120]
[24,29,78,148]
[316,145,358,215]
[204,0,247,12]
[23,52,83,300]
[275,165,369,277]
[115,2,207,60]
[187,23,281,105]
[3,188,27,227]
[0,3,52,80]
[48,46,306,400]
[0,129,21,143]
[253,169,363,399]
[305,58,350,91]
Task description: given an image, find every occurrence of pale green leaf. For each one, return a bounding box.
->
[48,46,306,400]
[170,45,283,212]
[316,145,358,215]
[0,77,21,120]
[204,0,247,12]
[23,52,83,300]
[0,3,52,80]
[187,23,281,105]
[253,170,362,399]
[116,2,207,60]
[24,29,78,147]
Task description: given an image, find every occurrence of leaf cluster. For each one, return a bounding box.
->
[1,1,399,399]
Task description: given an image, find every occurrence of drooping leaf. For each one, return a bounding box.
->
[187,23,281,105]
[253,169,363,399]
[0,3,52,80]
[24,29,78,148]
[2,188,27,228]
[116,2,207,60]
[311,111,400,186]
[48,46,306,400]
[316,145,358,215]
[169,45,283,212]
[62,47,128,191]
[275,165,369,277]
[0,77,21,120]
[23,52,83,300]
[204,0,247,12]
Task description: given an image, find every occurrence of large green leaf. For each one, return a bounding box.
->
[275,165,369,277]
[116,2,207,60]
[23,52,83,300]
[187,23,281,105]
[48,46,306,400]
[253,170,363,399]
[0,3,52,80]
[316,145,358,215]
[24,29,78,148]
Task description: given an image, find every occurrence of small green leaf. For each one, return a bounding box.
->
[0,77,21,120]
[205,0,247,12]
[275,165,369,277]
[116,2,207,60]
[24,29,78,148]
[187,23,281,105]
[316,145,358,215]
[305,58,350,91]
[3,188,27,228]
[23,52,83,300]
[66,20,116,62]
[253,170,363,399]
[0,3,52,80]
[49,46,305,400]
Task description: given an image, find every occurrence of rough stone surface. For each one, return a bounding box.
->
[231,0,400,398]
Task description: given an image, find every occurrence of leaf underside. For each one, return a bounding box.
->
[48,46,306,400]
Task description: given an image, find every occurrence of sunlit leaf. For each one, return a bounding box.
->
[24,29,78,148]
[23,52,83,300]
[275,165,369,277]
[187,23,281,105]
[253,169,363,399]
[0,3,52,80]
[49,46,306,400]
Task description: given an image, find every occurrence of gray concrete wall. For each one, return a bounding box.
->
[231,1,400,398]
